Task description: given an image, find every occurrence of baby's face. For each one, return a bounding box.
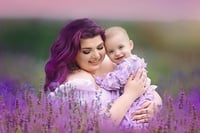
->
[105,34,133,64]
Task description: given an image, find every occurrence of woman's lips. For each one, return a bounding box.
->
[89,60,99,65]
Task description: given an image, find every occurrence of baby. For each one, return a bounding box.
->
[95,26,157,128]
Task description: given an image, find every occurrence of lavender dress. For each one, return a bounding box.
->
[95,55,157,128]
[48,79,115,112]
[48,79,119,125]
[48,79,121,132]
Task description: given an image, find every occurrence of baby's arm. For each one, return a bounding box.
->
[95,70,123,90]
[96,56,144,90]
[116,56,147,86]
[95,60,132,90]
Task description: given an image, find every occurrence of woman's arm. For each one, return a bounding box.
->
[109,68,147,125]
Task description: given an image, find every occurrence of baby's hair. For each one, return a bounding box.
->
[105,26,130,41]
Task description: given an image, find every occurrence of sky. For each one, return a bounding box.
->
[0,0,200,21]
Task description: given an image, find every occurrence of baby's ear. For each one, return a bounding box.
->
[129,40,134,50]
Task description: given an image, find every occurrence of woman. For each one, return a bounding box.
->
[44,18,162,127]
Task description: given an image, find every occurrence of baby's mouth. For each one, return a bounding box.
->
[115,56,124,61]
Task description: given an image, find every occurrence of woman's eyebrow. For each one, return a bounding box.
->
[81,47,92,50]
[81,42,104,49]
[98,42,104,46]
[96,42,104,47]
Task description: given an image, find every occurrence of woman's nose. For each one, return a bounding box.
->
[91,50,100,59]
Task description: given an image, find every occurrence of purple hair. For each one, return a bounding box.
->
[44,18,105,92]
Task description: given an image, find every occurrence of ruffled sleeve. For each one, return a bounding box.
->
[48,79,99,105]
[48,79,114,112]
[96,55,147,91]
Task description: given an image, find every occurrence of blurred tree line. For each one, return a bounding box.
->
[0,19,65,59]
[1,19,200,59]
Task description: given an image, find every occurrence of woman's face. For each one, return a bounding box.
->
[75,35,106,73]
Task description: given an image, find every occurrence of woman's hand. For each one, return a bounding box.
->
[123,68,147,100]
[131,101,156,123]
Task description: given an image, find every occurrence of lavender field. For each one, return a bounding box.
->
[0,73,199,132]
[0,20,200,132]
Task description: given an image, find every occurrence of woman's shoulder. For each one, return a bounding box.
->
[48,70,96,98]
[63,70,96,90]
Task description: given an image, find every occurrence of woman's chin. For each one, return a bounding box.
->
[83,65,100,74]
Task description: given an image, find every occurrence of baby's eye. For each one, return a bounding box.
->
[119,45,124,49]
[108,50,114,54]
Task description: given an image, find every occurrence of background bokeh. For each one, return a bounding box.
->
[0,1,200,96]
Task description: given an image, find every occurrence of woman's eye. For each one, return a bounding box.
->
[82,50,90,54]
[97,45,104,50]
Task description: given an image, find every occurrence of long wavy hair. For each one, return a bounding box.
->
[44,18,105,92]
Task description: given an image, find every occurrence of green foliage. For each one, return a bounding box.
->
[1,19,200,59]
[0,19,65,59]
